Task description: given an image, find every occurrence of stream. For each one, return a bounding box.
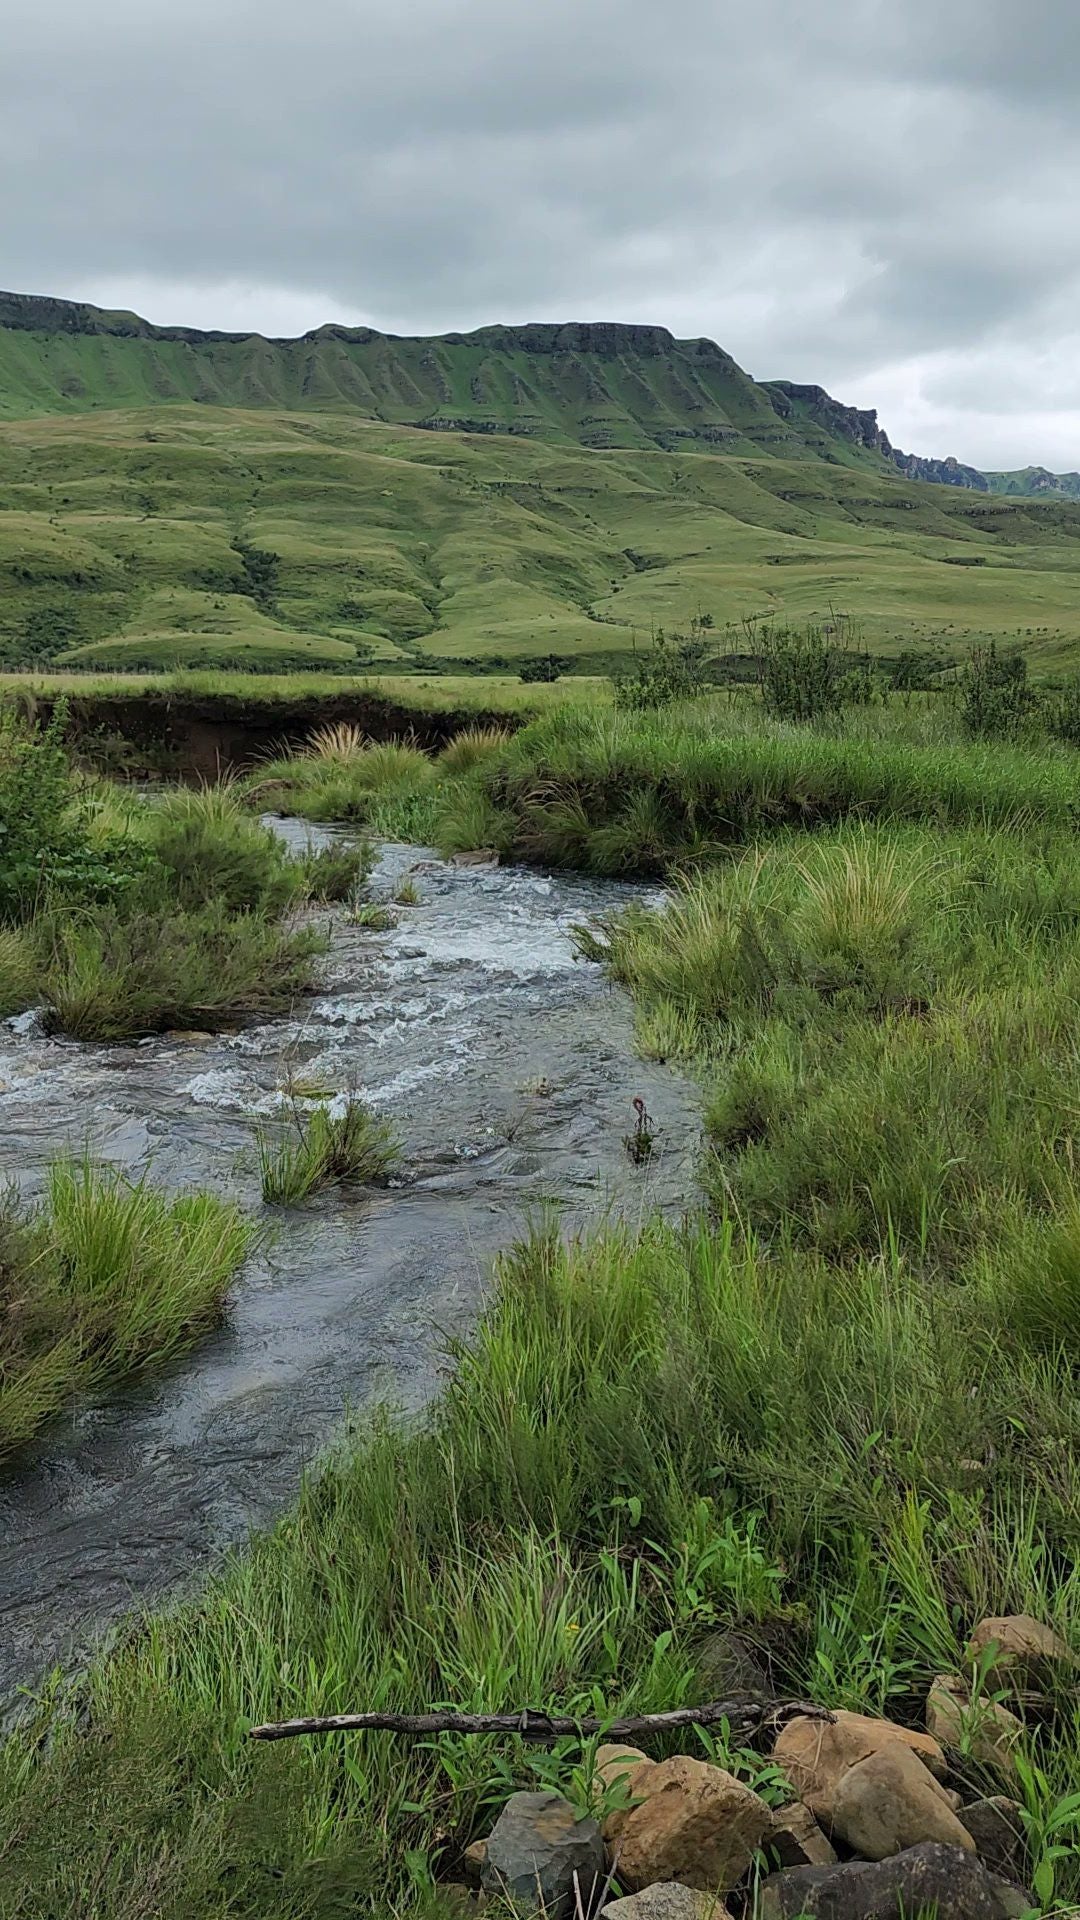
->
[0,831,699,1710]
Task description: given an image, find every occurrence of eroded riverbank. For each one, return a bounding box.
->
[0,834,699,1707]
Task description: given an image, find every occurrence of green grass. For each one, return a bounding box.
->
[258,1098,401,1206]
[0,1158,252,1458]
[5,401,1080,679]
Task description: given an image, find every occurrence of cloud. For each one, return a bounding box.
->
[2,0,1078,466]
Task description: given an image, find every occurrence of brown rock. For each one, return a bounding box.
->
[926,1675,1024,1775]
[772,1711,946,1821]
[828,1744,977,1861]
[451,849,500,868]
[966,1614,1071,1676]
[595,1744,650,1797]
[462,1839,488,1887]
[600,1886,731,1920]
[598,1748,656,1848]
[767,1800,838,1869]
[610,1754,773,1894]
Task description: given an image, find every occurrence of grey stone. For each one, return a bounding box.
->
[481,1791,605,1919]
[600,1885,730,1920]
[989,1877,1036,1920]
[693,1627,770,1700]
[755,1842,1017,1919]
[959,1798,1028,1882]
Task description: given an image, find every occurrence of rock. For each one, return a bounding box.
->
[772,1710,946,1821]
[828,1743,976,1861]
[594,1744,650,1797]
[989,1878,1036,1920]
[927,1675,1024,1775]
[966,1614,1071,1677]
[481,1791,605,1918]
[959,1798,1028,1882]
[164,1029,214,1042]
[462,1838,488,1887]
[600,1885,731,1920]
[693,1627,770,1700]
[766,1800,838,1868]
[451,849,499,868]
[756,1842,1019,1918]
[608,1754,772,1894]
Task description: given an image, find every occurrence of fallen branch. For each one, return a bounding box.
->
[249,1695,830,1744]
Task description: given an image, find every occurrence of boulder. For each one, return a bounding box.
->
[481,1790,605,1918]
[608,1753,772,1894]
[966,1614,1070,1677]
[755,1842,1019,1919]
[959,1797,1028,1882]
[766,1799,838,1869]
[600,1885,731,1920]
[927,1675,1024,1776]
[598,1749,656,1848]
[595,1744,651,1799]
[772,1710,946,1821]
[828,1743,976,1861]
[451,849,499,868]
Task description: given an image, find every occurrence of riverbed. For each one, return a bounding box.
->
[0,834,699,1708]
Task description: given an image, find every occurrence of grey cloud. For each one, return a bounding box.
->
[2,0,1080,465]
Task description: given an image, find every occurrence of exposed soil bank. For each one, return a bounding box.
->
[25,688,523,778]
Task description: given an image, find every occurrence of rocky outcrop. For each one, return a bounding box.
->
[767,380,990,490]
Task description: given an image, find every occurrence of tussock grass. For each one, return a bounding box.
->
[483,704,1080,873]
[41,903,323,1041]
[258,1098,400,1205]
[247,741,435,830]
[0,1159,252,1457]
[437,724,511,776]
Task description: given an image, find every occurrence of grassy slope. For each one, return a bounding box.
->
[5,407,1080,675]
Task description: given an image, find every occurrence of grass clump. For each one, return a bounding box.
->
[0,925,37,1016]
[437,724,511,776]
[0,1158,252,1457]
[258,1097,400,1205]
[41,903,323,1041]
[347,902,397,931]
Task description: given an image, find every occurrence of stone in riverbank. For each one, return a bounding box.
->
[827,1743,976,1861]
[481,1790,605,1918]
[772,1709,946,1822]
[756,1841,1020,1919]
[600,1884,731,1920]
[605,1753,772,1893]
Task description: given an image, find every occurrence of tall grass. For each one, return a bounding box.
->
[0,1159,252,1457]
[5,1217,1080,1913]
[0,924,37,1016]
[246,742,435,827]
[481,703,1080,873]
[41,903,324,1040]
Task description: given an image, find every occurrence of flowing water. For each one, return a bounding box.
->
[0,831,699,1709]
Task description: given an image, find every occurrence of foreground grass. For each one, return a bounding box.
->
[4,1217,1080,1913]
[0,1160,252,1458]
[258,1098,401,1206]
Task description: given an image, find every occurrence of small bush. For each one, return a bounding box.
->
[613,625,714,711]
[258,1098,401,1205]
[519,655,564,683]
[960,643,1039,739]
[147,786,299,915]
[756,619,876,722]
[297,841,371,903]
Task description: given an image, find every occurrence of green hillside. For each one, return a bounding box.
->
[4,293,1080,674]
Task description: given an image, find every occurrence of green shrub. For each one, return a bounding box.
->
[613,625,713,710]
[147,786,299,915]
[960,642,1040,739]
[756,620,876,722]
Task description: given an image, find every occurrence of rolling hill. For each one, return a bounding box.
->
[3,292,1080,675]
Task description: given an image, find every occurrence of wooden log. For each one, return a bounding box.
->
[249,1695,830,1743]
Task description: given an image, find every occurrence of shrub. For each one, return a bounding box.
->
[755,619,876,722]
[519,655,564,683]
[147,786,300,915]
[959,642,1040,739]
[613,625,714,710]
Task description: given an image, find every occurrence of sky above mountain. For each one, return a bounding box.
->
[3,0,1078,470]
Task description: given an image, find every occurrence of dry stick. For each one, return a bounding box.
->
[249,1695,830,1744]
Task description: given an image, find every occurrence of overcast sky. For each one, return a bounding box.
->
[4,0,1078,469]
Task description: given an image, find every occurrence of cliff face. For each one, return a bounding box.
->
[0,292,1070,494]
[767,380,989,491]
